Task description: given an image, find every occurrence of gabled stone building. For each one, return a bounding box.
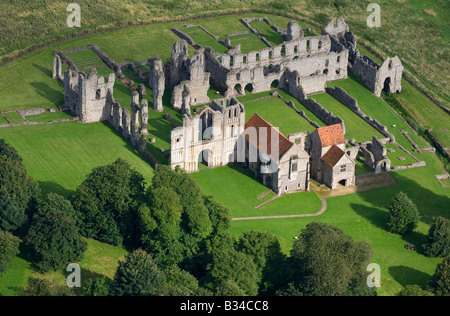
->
[309,124,355,189]
[242,113,310,194]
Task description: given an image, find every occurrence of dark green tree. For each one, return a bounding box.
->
[71,159,146,246]
[24,277,75,296]
[158,265,199,296]
[428,257,450,296]
[0,230,20,274]
[36,193,81,228]
[139,166,217,268]
[110,250,165,296]
[215,280,247,296]
[237,230,286,295]
[139,186,185,266]
[386,192,420,235]
[201,233,259,296]
[423,216,450,258]
[204,195,232,235]
[0,138,22,163]
[81,277,111,296]
[0,155,39,232]
[286,222,375,296]
[397,284,434,296]
[26,211,87,272]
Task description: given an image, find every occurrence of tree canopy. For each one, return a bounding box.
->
[423,216,450,258]
[26,210,87,272]
[386,192,420,235]
[284,222,375,296]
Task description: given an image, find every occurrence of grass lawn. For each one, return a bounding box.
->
[249,20,285,46]
[355,158,373,176]
[3,112,24,124]
[183,27,228,54]
[0,238,128,296]
[26,111,73,123]
[383,80,450,148]
[0,114,9,124]
[327,74,429,152]
[147,105,183,165]
[191,164,322,219]
[243,94,318,135]
[0,122,154,198]
[385,143,419,168]
[311,92,384,143]
[66,49,115,77]
[228,35,268,54]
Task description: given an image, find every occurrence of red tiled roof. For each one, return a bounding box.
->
[317,124,345,147]
[322,144,345,167]
[244,113,293,161]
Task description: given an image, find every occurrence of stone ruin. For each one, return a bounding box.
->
[170,97,246,173]
[170,44,211,115]
[52,16,405,179]
[322,17,403,97]
[62,67,150,159]
[360,136,391,173]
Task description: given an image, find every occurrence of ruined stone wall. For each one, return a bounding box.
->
[170,98,245,172]
[301,98,345,134]
[202,33,347,97]
[322,18,403,97]
[325,86,396,142]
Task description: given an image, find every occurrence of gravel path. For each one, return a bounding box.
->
[232,197,327,221]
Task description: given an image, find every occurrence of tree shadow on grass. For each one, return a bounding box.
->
[401,230,427,256]
[388,266,431,289]
[350,203,389,231]
[37,181,74,200]
[101,122,155,173]
[357,172,450,226]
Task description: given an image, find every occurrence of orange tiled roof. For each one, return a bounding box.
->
[244,113,293,161]
[322,144,345,167]
[317,124,345,147]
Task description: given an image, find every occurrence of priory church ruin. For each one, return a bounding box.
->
[52,17,403,195]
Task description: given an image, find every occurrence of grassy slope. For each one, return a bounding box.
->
[327,74,429,152]
[311,92,384,143]
[242,94,318,135]
[0,238,128,296]
[191,164,322,219]
[1,0,448,106]
[0,122,154,197]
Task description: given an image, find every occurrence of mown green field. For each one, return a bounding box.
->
[0,238,128,296]
[327,74,429,152]
[191,164,322,219]
[0,122,154,197]
[311,92,384,143]
[242,94,318,135]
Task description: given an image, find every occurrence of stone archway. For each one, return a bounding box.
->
[383,77,391,93]
[234,83,243,95]
[244,83,254,93]
[198,149,213,168]
[271,80,279,89]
